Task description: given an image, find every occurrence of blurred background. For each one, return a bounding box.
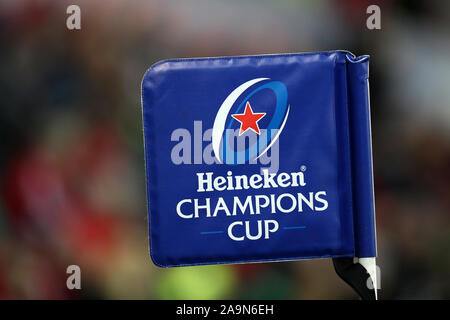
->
[0,0,449,299]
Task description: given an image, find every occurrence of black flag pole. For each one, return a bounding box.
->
[332,258,377,300]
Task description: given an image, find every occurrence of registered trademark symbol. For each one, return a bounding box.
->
[301,165,307,171]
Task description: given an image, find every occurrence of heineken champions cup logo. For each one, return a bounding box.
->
[212,78,290,165]
[170,78,290,173]
[170,78,329,242]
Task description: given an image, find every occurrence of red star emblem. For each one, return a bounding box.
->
[231,102,266,136]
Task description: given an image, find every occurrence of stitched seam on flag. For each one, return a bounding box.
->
[153,253,355,268]
[145,51,356,75]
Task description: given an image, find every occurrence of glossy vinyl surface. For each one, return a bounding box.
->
[141,51,376,267]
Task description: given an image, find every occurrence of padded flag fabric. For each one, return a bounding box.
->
[141,51,377,267]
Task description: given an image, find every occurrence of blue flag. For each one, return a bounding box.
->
[141,50,377,268]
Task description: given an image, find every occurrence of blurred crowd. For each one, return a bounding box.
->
[0,0,449,299]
